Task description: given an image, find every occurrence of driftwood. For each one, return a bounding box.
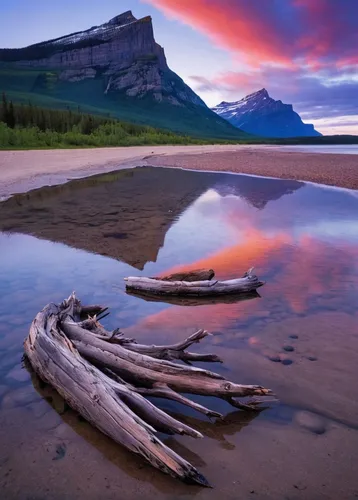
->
[153,268,215,282]
[125,268,264,296]
[24,293,274,486]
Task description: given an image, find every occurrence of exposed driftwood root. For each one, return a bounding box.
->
[125,268,265,296]
[24,293,274,486]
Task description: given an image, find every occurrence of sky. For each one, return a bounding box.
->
[1,0,357,135]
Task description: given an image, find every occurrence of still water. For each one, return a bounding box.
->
[276,144,358,154]
[0,167,357,499]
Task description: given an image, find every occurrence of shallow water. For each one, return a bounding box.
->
[275,144,358,154]
[0,166,358,499]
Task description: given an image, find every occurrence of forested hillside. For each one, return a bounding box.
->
[0,94,208,148]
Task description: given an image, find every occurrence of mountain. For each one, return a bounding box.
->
[212,89,321,138]
[0,11,245,139]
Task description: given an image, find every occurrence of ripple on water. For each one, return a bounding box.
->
[6,366,30,383]
[295,411,328,435]
[0,350,23,371]
[1,385,41,410]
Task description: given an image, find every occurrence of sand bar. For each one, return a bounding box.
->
[0,145,358,199]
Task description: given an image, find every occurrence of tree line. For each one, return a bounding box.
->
[0,93,210,149]
[0,93,120,134]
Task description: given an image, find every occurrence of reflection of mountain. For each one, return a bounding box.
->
[0,167,213,270]
[0,167,302,268]
[213,175,303,209]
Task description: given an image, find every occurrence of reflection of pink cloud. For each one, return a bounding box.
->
[161,229,289,279]
[275,235,358,314]
[130,228,357,337]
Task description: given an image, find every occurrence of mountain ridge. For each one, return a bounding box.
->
[212,88,321,138]
[0,11,245,139]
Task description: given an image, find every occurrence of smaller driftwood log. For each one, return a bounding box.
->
[154,268,215,282]
[24,293,274,486]
[125,267,264,296]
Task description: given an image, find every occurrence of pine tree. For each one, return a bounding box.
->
[1,93,8,123]
[81,115,94,135]
[7,101,15,128]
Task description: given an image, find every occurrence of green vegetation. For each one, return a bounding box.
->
[1,68,357,148]
[0,94,212,149]
[0,67,245,140]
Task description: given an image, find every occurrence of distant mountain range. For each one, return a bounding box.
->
[0,11,245,139]
[212,89,321,138]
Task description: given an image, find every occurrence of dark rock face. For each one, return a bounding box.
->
[0,11,205,107]
[212,89,321,138]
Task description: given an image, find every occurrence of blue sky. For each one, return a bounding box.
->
[1,0,357,135]
[0,0,232,103]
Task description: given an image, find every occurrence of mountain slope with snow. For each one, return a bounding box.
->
[212,89,321,138]
[0,11,245,139]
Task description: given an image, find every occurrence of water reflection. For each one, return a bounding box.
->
[126,289,261,306]
[0,167,303,269]
[0,167,358,498]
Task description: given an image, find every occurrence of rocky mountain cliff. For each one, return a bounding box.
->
[212,89,321,138]
[0,12,244,138]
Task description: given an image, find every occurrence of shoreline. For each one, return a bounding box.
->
[0,145,357,199]
[148,148,358,191]
[169,165,358,196]
[1,145,358,499]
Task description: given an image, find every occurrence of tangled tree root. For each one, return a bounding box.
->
[24,293,274,486]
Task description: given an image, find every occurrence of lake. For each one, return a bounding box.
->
[276,144,358,154]
[0,166,357,499]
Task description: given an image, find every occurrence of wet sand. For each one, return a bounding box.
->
[0,145,357,200]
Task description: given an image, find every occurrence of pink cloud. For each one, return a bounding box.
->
[145,0,358,70]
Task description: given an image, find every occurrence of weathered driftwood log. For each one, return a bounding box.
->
[24,293,274,486]
[153,268,215,282]
[125,268,264,296]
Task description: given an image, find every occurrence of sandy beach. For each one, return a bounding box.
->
[0,145,357,200]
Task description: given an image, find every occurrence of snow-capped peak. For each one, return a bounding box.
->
[211,89,274,120]
[246,88,269,100]
[44,11,142,48]
[211,89,321,138]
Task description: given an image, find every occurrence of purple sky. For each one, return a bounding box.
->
[1,0,357,134]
